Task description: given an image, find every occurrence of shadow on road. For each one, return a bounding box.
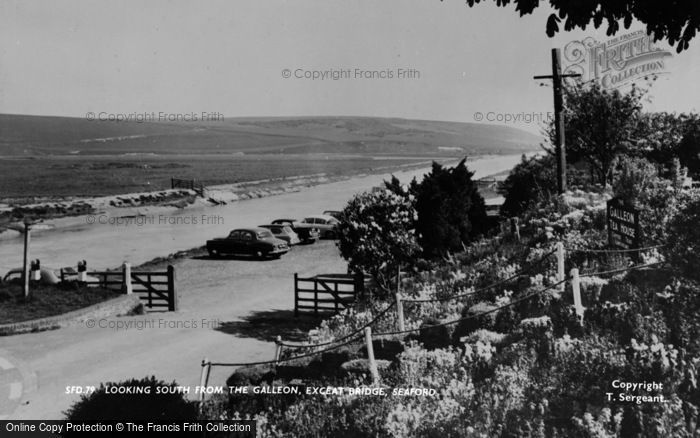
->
[215,309,325,342]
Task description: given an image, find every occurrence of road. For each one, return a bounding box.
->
[1,241,346,419]
[0,154,528,419]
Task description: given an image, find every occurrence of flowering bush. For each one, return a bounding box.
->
[337,187,420,296]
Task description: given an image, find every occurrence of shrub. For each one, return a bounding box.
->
[499,154,557,217]
[665,192,700,280]
[336,187,420,295]
[612,156,659,207]
[412,159,487,258]
[63,376,198,435]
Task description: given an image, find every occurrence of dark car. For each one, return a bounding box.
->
[271,219,320,243]
[206,228,289,259]
[258,224,301,245]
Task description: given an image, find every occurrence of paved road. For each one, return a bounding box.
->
[2,240,346,419]
[0,154,528,419]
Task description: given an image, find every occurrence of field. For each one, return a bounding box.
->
[0,114,541,201]
[0,154,428,199]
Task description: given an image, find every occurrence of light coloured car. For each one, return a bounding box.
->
[258,224,301,245]
[299,215,340,239]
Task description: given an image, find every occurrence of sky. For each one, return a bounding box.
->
[1,0,699,134]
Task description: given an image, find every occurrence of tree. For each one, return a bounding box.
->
[636,111,700,176]
[678,122,700,177]
[460,0,700,53]
[412,159,487,257]
[546,81,644,186]
[498,153,556,217]
[336,187,420,295]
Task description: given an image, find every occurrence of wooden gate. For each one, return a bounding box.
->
[69,265,178,311]
[294,273,364,316]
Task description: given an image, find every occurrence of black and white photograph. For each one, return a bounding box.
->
[1,1,699,436]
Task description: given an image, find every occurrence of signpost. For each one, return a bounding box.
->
[607,198,640,249]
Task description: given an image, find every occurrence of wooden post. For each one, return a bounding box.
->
[395,293,405,332]
[22,222,31,298]
[364,327,380,385]
[167,265,177,311]
[30,259,41,281]
[533,48,581,194]
[274,336,283,364]
[122,262,133,295]
[570,268,584,324]
[511,217,521,242]
[77,260,87,282]
[294,273,299,317]
[313,279,318,316]
[198,357,211,412]
[556,242,565,292]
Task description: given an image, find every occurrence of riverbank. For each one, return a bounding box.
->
[0,154,529,273]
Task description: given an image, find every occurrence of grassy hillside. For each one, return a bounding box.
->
[0,114,541,157]
[0,114,541,199]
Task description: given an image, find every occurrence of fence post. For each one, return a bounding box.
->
[395,293,405,332]
[198,357,211,413]
[77,260,87,282]
[556,242,565,292]
[313,279,318,316]
[167,265,177,311]
[570,268,584,324]
[511,217,521,242]
[354,271,364,297]
[294,273,299,317]
[364,327,380,385]
[274,336,283,364]
[31,259,41,281]
[122,262,133,295]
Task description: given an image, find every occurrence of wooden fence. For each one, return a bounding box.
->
[171,178,206,197]
[62,265,177,311]
[294,273,364,316]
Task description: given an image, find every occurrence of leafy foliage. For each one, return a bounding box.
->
[336,186,420,295]
[461,0,700,53]
[63,376,198,428]
[411,159,487,258]
[665,191,700,281]
[545,82,645,186]
[498,153,556,218]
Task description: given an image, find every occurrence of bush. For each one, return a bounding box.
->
[499,154,557,217]
[665,192,700,280]
[63,376,198,435]
[336,187,420,295]
[612,156,659,207]
[412,159,487,258]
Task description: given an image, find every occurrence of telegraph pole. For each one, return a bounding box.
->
[22,219,32,299]
[534,48,581,194]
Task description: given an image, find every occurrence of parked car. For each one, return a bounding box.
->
[258,224,301,245]
[322,210,342,220]
[297,215,340,239]
[206,227,290,259]
[271,219,320,243]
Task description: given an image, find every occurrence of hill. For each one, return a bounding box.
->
[0,114,541,157]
